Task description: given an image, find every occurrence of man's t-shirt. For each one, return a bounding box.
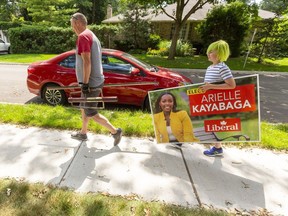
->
[75,29,104,87]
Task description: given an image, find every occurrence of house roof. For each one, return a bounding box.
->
[102,1,275,24]
[258,9,276,19]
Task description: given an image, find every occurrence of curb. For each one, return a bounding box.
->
[172,68,288,76]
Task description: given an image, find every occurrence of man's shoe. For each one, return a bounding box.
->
[112,128,122,146]
[71,132,88,141]
[203,147,223,157]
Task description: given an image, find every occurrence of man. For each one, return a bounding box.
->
[70,13,122,145]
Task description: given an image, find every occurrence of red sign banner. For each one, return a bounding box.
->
[188,84,256,116]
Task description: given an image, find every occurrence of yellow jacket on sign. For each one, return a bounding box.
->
[153,110,199,143]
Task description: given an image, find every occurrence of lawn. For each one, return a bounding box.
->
[0,53,56,63]
[0,103,287,151]
[0,178,228,216]
[1,53,288,72]
[134,54,288,72]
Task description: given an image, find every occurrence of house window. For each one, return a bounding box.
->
[181,24,187,39]
[170,23,189,40]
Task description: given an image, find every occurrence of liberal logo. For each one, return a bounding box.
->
[204,118,241,132]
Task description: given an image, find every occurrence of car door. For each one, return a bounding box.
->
[102,55,149,106]
[56,54,78,85]
[54,54,79,98]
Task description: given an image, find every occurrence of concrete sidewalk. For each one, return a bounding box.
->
[0,123,287,215]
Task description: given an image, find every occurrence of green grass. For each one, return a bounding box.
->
[0,178,228,216]
[0,54,56,64]
[1,53,288,72]
[0,103,287,151]
[261,122,288,150]
[0,103,154,137]
[134,54,288,72]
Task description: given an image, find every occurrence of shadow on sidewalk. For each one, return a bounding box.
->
[49,140,151,190]
[182,145,266,211]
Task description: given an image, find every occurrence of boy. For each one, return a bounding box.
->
[200,40,236,156]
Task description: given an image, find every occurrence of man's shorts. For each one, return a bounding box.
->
[80,83,104,117]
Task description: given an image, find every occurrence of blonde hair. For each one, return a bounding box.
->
[206,40,230,62]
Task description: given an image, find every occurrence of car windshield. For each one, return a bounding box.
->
[122,53,158,72]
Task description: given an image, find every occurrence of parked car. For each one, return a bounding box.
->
[27,49,193,109]
[0,39,10,54]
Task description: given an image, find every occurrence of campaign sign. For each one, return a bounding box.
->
[148,75,260,144]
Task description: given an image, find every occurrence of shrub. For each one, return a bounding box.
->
[8,24,119,54]
[176,40,194,57]
[8,25,75,54]
[147,34,161,50]
[147,40,169,56]
[147,40,194,57]
[113,40,133,52]
[89,24,119,49]
[0,21,25,30]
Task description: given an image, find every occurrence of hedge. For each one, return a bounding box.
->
[8,24,119,54]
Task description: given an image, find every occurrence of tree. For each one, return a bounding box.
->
[251,17,288,61]
[73,0,120,24]
[73,0,104,24]
[136,0,219,60]
[19,0,76,27]
[198,1,256,57]
[251,0,288,61]
[118,1,151,50]
[0,0,20,21]
[260,0,288,16]
[0,0,120,26]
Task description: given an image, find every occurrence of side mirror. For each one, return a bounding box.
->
[131,67,140,76]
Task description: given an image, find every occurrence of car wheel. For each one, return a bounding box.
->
[42,84,67,106]
[143,96,151,112]
[8,47,10,54]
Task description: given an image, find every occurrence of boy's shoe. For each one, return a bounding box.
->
[203,147,223,157]
[112,128,122,146]
[71,132,88,141]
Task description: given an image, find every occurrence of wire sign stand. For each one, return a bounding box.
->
[47,82,158,109]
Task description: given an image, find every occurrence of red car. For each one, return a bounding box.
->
[27,49,192,109]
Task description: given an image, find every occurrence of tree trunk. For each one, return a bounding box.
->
[92,0,97,24]
[168,22,181,60]
[258,21,273,63]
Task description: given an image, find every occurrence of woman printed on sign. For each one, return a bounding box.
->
[153,92,199,147]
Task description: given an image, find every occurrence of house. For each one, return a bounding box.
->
[102,1,275,45]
